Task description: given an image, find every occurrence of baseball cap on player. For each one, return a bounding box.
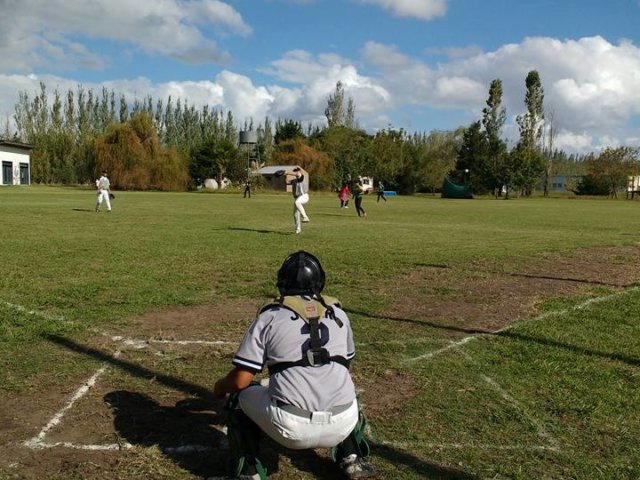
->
[277,250,325,296]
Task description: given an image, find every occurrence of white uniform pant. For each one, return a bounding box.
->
[238,385,358,450]
[293,193,309,232]
[96,189,111,211]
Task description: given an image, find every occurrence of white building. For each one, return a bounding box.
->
[359,176,374,193]
[0,141,32,186]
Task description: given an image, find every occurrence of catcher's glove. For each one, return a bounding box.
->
[109,193,115,200]
[274,169,286,177]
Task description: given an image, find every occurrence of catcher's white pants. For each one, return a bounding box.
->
[238,385,358,450]
[293,193,309,232]
[96,189,111,211]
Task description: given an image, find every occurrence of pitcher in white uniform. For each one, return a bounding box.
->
[284,167,309,234]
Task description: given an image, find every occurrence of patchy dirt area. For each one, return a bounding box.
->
[1,245,639,479]
[384,245,640,333]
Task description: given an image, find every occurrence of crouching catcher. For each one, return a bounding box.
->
[213,251,376,479]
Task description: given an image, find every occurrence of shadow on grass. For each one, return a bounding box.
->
[345,308,490,335]
[44,334,215,398]
[44,334,234,477]
[496,330,640,368]
[43,334,477,478]
[72,208,95,212]
[346,309,640,368]
[104,390,229,477]
[313,212,353,217]
[414,262,632,288]
[279,442,477,480]
[228,227,293,235]
[371,442,477,479]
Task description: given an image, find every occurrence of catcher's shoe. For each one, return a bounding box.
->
[236,462,261,480]
[340,454,378,479]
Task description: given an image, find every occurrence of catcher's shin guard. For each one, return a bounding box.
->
[330,409,371,463]
[225,393,267,480]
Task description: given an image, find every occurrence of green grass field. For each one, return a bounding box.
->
[1,186,639,479]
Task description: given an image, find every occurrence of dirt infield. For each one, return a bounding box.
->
[1,245,639,479]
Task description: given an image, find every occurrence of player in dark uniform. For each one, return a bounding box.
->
[213,251,376,479]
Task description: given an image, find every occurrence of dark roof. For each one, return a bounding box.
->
[0,140,34,150]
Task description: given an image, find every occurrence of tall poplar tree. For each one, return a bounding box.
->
[514,70,546,195]
[324,81,345,127]
[481,79,507,196]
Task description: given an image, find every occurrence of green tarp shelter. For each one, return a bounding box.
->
[441,176,473,199]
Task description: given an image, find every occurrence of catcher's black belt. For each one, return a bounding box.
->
[275,400,353,419]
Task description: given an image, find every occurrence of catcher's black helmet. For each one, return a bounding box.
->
[277,251,325,296]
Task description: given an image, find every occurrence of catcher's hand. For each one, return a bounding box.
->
[109,193,115,200]
[274,169,286,177]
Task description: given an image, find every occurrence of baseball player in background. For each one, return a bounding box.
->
[213,251,377,479]
[284,167,310,234]
[95,170,112,213]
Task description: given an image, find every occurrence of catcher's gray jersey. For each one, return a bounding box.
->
[232,299,356,412]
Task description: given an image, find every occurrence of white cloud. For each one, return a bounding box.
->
[0,0,250,72]
[425,45,485,60]
[215,71,274,121]
[361,41,485,108]
[554,130,595,152]
[357,0,447,20]
[184,0,252,35]
[2,30,640,154]
[359,36,640,152]
[362,42,413,70]
[262,50,392,126]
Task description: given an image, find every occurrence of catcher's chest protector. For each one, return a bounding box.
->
[261,296,349,374]
[280,296,334,322]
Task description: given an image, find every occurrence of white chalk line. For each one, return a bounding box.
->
[22,331,547,456]
[480,373,559,449]
[405,286,640,363]
[1,300,68,323]
[404,336,475,363]
[24,290,624,455]
[32,440,222,455]
[30,441,132,451]
[23,350,122,450]
[95,330,450,349]
[115,335,236,348]
[356,338,454,346]
[92,330,237,349]
[22,323,233,453]
[458,349,559,450]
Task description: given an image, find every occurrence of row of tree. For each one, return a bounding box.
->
[454,71,639,198]
[5,81,462,192]
[4,77,638,195]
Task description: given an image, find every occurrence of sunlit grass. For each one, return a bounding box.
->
[1,186,639,479]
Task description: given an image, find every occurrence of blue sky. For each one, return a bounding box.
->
[1,0,639,153]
